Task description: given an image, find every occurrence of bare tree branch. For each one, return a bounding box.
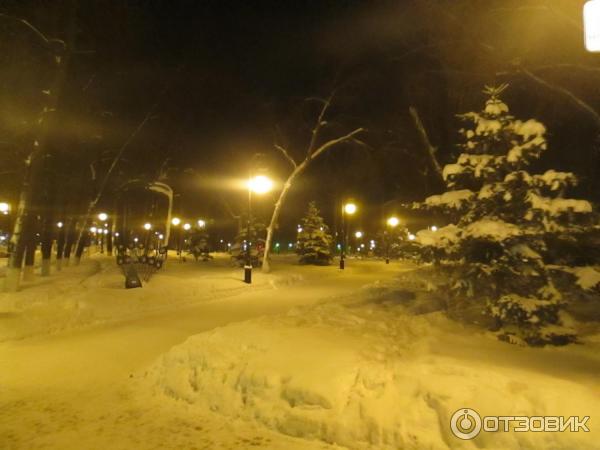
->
[408,106,443,179]
[274,144,297,168]
[307,90,336,156]
[311,128,365,161]
[499,68,600,130]
[528,63,600,76]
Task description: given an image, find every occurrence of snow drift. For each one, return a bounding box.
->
[145,287,600,450]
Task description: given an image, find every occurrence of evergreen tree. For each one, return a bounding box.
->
[415,85,597,346]
[296,202,333,265]
[188,226,211,261]
[232,213,266,266]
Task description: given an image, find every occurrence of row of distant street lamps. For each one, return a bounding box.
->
[339,202,412,269]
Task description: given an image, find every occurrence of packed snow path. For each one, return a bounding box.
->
[0,255,410,449]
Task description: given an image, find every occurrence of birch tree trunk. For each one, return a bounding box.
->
[262,127,365,273]
[262,160,308,272]
[3,154,35,291]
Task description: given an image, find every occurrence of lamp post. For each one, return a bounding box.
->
[340,202,356,270]
[386,216,400,264]
[171,217,181,256]
[245,175,273,284]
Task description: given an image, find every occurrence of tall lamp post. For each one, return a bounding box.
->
[386,216,400,264]
[340,202,357,270]
[245,175,273,284]
[97,212,108,254]
[171,217,181,256]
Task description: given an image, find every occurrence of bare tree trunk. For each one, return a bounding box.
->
[409,106,443,180]
[263,161,308,272]
[55,221,66,271]
[74,227,88,265]
[23,217,37,283]
[63,219,78,267]
[40,213,54,276]
[262,127,365,273]
[73,94,165,255]
[4,155,34,291]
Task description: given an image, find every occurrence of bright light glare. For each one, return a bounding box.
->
[387,216,400,227]
[197,219,206,228]
[171,217,181,226]
[408,233,416,241]
[248,175,273,194]
[431,225,438,232]
[585,0,600,52]
[183,223,191,231]
[343,203,357,215]
[0,202,9,214]
[143,223,152,230]
[90,227,97,233]
[158,234,164,239]
[98,212,108,221]
[355,231,363,239]
[57,222,63,228]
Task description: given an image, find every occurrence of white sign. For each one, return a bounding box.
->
[584,0,600,52]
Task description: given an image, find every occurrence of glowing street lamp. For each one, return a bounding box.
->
[183,223,191,231]
[340,202,357,270]
[387,216,400,228]
[171,217,182,255]
[98,212,108,221]
[244,174,273,284]
[585,1,600,52]
[57,221,64,228]
[90,227,97,233]
[344,203,357,215]
[354,231,363,239]
[408,233,416,241]
[0,202,9,215]
[431,225,438,232]
[143,223,152,231]
[197,219,206,228]
[385,216,400,264]
[247,175,273,194]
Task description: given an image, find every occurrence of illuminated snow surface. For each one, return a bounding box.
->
[0,253,598,449]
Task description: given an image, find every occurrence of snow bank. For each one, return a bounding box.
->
[145,290,600,450]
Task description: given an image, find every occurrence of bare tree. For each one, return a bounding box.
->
[262,91,365,272]
[408,106,444,180]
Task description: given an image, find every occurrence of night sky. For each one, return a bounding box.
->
[1,0,598,241]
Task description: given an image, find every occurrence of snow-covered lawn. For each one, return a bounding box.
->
[145,279,600,450]
[1,254,598,449]
[0,254,410,449]
[0,252,351,341]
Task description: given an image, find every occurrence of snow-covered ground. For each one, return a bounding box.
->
[1,254,598,449]
[145,278,600,450]
[0,254,410,449]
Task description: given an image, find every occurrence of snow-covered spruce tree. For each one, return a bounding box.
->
[231,213,266,266]
[415,84,596,346]
[296,202,333,265]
